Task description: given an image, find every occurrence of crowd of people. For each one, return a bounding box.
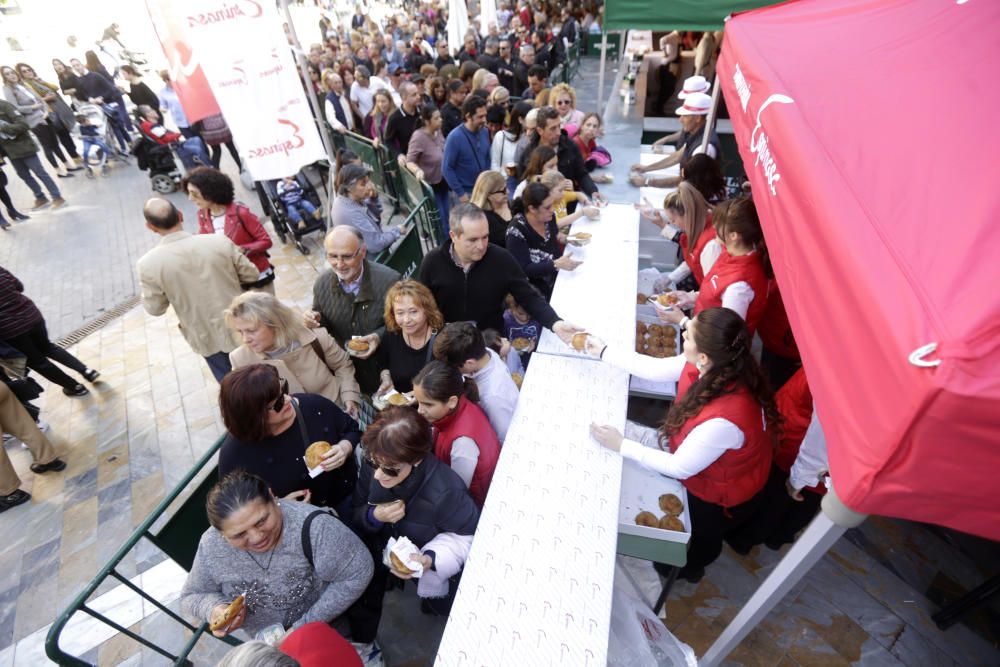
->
[0,3,831,667]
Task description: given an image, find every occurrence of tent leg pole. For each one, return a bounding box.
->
[700,74,722,152]
[699,486,867,667]
[597,32,608,117]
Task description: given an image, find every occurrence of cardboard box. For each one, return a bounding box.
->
[618,458,691,545]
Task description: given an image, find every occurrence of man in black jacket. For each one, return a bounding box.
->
[419,203,581,342]
[496,39,517,92]
[518,106,598,196]
[476,37,502,73]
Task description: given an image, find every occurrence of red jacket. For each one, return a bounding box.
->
[774,368,825,494]
[694,247,768,335]
[281,622,362,667]
[757,280,799,360]
[139,119,180,145]
[678,215,716,286]
[432,396,501,508]
[676,361,700,401]
[196,202,272,273]
[669,386,771,507]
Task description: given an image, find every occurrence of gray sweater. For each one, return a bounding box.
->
[180,500,373,636]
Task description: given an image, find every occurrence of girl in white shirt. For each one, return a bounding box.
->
[587,307,782,582]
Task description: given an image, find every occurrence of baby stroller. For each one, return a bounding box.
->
[258,168,326,255]
[131,135,182,194]
[75,103,130,174]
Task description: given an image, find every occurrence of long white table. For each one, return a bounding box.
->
[435,205,641,666]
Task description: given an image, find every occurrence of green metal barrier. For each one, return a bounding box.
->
[395,166,445,248]
[564,41,581,84]
[46,438,238,666]
[342,132,399,213]
[373,202,432,278]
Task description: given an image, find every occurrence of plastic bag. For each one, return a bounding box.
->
[608,585,697,667]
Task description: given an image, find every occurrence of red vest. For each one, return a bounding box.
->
[676,361,700,400]
[757,280,800,360]
[678,216,716,286]
[432,397,501,508]
[694,248,769,335]
[668,387,771,507]
[774,368,826,495]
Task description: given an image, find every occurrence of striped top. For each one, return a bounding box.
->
[0,266,43,339]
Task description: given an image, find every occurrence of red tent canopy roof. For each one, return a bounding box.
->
[718,0,1000,539]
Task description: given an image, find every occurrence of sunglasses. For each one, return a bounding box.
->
[492,187,508,195]
[366,456,401,477]
[556,99,572,106]
[271,379,290,412]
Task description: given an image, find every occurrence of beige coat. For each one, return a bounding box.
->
[229,328,363,408]
[137,231,259,356]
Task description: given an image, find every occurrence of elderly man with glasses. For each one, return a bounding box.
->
[304,225,402,394]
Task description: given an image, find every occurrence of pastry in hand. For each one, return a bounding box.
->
[388,393,410,406]
[571,332,589,351]
[389,551,419,573]
[209,594,245,631]
[347,338,370,352]
[659,493,684,515]
[304,441,333,469]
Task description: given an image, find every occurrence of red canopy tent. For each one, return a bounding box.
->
[717,0,1000,541]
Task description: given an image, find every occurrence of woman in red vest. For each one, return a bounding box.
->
[659,196,770,337]
[588,308,782,582]
[412,360,501,508]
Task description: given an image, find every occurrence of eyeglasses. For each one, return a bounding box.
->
[491,188,508,195]
[366,456,401,477]
[326,247,362,263]
[271,380,290,412]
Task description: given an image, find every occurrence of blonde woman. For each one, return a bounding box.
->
[471,170,512,247]
[225,292,362,418]
[638,182,718,291]
[550,83,584,129]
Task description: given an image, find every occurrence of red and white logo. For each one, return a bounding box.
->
[247,119,305,159]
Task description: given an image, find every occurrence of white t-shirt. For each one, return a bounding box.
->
[469,348,519,442]
[350,77,391,118]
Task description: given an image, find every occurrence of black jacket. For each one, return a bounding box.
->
[496,58,517,92]
[476,52,501,74]
[418,241,559,332]
[440,102,463,137]
[353,454,479,548]
[518,132,598,196]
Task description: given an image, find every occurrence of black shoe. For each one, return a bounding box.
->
[0,489,30,513]
[9,211,29,221]
[31,458,67,474]
[764,539,785,552]
[63,384,89,396]
[0,221,9,231]
[727,541,754,556]
[677,566,705,584]
[56,172,75,178]
[66,165,84,172]
[82,368,100,382]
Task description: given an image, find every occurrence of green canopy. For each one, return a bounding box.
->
[603,0,778,31]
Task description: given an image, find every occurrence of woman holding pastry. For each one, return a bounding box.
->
[226,292,362,419]
[412,361,501,508]
[587,308,781,582]
[217,364,361,522]
[181,470,372,642]
[375,280,445,397]
[656,197,770,337]
[506,182,582,301]
[352,407,479,615]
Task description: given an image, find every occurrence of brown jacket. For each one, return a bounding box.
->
[229,328,362,408]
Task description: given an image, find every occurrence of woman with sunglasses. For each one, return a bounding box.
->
[352,407,479,614]
[470,170,512,247]
[217,364,361,523]
[550,83,584,129]
[181,470,373,648]
[14,63,81,167]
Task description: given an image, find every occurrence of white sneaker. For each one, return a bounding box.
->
[350,641,385,667]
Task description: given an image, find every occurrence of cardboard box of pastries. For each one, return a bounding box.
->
[617,458,691,544]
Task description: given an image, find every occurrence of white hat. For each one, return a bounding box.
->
[676,92,712,116]
[678,75,711,99]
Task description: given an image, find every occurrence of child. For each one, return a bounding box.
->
[276,175,321,230]
[76,114,113,177]
[483,328,524,384]
[502,293,541,365]
[412,360,501,508]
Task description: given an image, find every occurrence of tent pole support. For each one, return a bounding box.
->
[597,31,609,117]
[699,486,867,667]
[700,74,722,152]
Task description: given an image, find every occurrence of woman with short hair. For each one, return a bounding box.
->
[376,280,445,396]
[226,291,361,417]
[550,82,584,128]
[180,470,373,639]
[184,167,275,293]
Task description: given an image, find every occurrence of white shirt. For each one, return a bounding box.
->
[469,348,519,441]
[350,77,390,118]
[490,130,520,172]
[450,436,480,487]
[667,238,722,284]
[324,92,355,132]
[603,345,747,479]
[789,406,829,491]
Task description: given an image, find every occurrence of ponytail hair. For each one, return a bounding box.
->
[659,308,782,446]
[206,470,273,530]
[712,196,773,278]
[416,104,438,130]
[412,359,480,404]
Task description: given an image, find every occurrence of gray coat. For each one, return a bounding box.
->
[24,79,76,132]
[2,83,46,128]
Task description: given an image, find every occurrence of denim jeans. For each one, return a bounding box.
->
[175,137,211,170]
[284,199,317,224]
[10,154,60,200]
[203,351,232,383]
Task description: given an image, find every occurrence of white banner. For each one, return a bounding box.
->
[171,0,326,181]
